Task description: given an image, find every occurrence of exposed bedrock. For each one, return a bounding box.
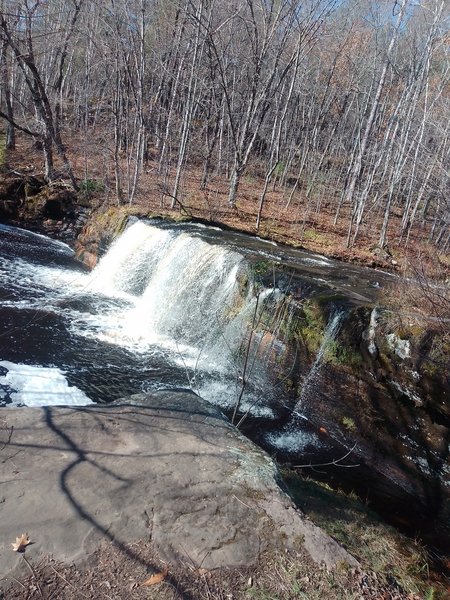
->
[0,391,357,586]
[247,300,449,549]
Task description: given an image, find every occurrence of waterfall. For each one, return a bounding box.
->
[125,232,245,348]
[80,220,349,422]
[265,310,345,453]
[85,220,276,415]
[87,221,174,296]
[294,310,344,413]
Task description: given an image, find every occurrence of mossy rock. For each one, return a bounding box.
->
[295,300,327,354]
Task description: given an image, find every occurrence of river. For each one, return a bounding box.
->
[0,219,392,428]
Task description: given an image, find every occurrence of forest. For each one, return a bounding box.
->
[0,0,449,257]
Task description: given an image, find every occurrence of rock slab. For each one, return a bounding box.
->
[0,391,356,581]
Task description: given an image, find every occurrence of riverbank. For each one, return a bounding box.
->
[1,135,449,278]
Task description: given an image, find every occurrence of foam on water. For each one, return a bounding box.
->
[197,378,275,418]
[0,254,90,303]
[265,429,318,452]
[0,360,93,407]
[0,221,298,418]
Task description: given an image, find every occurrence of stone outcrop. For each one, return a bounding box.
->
[0,172,86,241]
[247,298,450,549]
[0,391,357,587]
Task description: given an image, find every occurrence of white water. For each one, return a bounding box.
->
[87,221,174,296]
[0,220,343,420]
[74,221,276,415]
[0,221,282,413]
[265,311,344,453]
[0,360,92,407]
[294,311,343,412]
[81,223,250,355]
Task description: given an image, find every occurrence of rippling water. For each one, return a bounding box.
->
[0,224,200,407]
[0,223,275,414]
[0,219,393,417]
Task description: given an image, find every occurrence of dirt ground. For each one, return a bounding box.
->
[1,539,428,600]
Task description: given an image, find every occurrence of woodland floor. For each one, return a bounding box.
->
[6,132,449,279]
[0,541,433,600]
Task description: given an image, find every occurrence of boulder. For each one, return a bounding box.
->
[0,391,357,587]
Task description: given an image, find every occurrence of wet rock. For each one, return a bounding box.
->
[249,301,449,549]
[386,333,411,360]
[0,391,357,587]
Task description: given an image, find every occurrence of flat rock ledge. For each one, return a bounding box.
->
[0,391,357,584]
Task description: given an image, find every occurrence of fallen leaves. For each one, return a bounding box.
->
[141,566,168,587]
[11,533,31,553]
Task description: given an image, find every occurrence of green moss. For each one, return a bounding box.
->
[341,416,356,431]
[249,259,274,287]
[297,301,326,353]
[325,341,363,368]
[302,229,331,246]
[113,214,131,237]
[268,299,329,355]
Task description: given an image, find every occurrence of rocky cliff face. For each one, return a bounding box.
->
[241,292,450,549]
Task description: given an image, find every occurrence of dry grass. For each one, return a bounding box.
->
[281,471,450,599]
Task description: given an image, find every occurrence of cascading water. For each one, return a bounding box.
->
[294,310,344,412]
[0,221,283,417]
[265,309,345,453]
[85,221,277,415]
[1,219,366,447]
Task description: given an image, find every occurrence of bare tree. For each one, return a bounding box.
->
[0,0,83,185]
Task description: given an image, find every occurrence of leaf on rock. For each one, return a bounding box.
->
[141,567,168,587]
[11,533,31,553]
